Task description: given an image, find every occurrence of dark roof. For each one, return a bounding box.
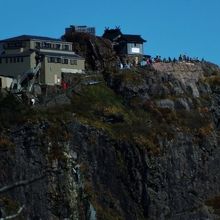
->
[102,29,146,43]
[0,51,33,58]
[0,35,62,43]
[102,29,122,41]
[120,34,146,43]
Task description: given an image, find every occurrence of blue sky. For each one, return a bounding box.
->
[0,0,219,65]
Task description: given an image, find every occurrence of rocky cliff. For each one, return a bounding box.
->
[1,60,220,220]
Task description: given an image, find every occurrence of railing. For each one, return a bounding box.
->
[10,62,41,93]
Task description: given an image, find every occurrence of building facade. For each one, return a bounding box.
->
[65,25,96,36]
[0,35,85,87]
[102,28,146,65]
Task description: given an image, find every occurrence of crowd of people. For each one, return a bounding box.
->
[146,54,204,65]
[119,54,205,69]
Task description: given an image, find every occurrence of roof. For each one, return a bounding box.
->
[102,29,122,41]
[0,35,62,43]
[0,50,84,60]
[102,28,146,43]
[0,51,33,58]
[119,34,146,43]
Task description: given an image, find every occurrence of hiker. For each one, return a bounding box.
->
[183,54,187,61]
[30,98,35,106]
[158,56,162,62]
[146,58,151,65]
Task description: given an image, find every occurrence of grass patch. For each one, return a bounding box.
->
[70,84,159,152]
[204,76,220,90]
[114,69,145,86]
[0,82,214,154]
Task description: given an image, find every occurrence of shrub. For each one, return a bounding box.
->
[197,123,214,137]
[0,136,14,151]
[0,94,32,130]
[206,76,220,87]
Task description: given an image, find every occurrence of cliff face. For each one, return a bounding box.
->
[1,61,220,220]
[105,61,220,219]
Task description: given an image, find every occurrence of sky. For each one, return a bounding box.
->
[0,0,219,65]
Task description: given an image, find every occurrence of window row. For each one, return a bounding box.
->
[3,41,25,49]
[35,42,70,51]
[0,57,24,64]
[47,57,77,65]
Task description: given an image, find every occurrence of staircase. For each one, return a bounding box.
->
[10,62,41,93]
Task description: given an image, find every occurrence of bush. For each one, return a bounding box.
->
[0,136,14,151]
[0,94,32,130]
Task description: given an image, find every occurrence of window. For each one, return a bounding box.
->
[48,57,61,63]
[62,58,68,64]
[20,57,24,62]
[48,57,52,63]
[62,44,69,51]
[10,58,13,63]
[5,58,8,63]
[56,44,61,50]
[48,57,55,63]
[70,59,77,65]
[7,41,22,49]
[22,42,27,48]
[35,42,41,48]
[44,42,52,48]
[13,57,16,63]
[17,57,20,62]
[56,58,61,63]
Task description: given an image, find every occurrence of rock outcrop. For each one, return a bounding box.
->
[62,32,118,72]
